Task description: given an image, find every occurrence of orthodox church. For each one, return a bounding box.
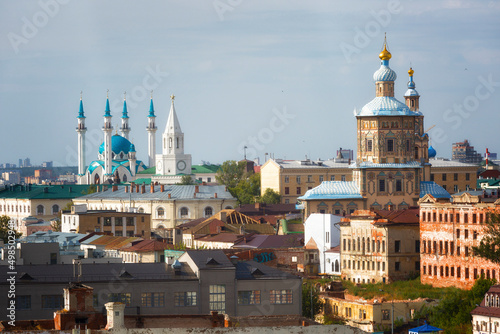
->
[76,93,191,185]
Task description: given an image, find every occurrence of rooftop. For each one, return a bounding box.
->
[0,184,92,200]
[298,181,363,200]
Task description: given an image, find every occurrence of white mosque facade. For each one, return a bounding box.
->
[77,94,191,185]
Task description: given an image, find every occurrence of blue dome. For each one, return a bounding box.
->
[358,96,422,117]
[373,63,397,82]
[99,135,133,156]
[428,146,437,158]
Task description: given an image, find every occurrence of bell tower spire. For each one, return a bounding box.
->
[404,67,420,111]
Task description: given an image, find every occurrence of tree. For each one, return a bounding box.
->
[215,160,246,189]
[258,188,281,204]
[178,175,195,185]
[0,215,22,243]
[472,212,500,264]
[231,172,261,204]
[81,184,97,195]
[302,281,324,320]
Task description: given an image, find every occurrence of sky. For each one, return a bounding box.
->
[1,0,499,167]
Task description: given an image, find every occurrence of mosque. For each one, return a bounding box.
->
[76,93,191,185]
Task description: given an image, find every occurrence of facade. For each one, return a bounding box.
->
[72,184,237,229]
[471,284,500,334]
[0,184,91,232]
[1,171,20,184]
[419,190,500,289]
[260,158,352,205]
[61,204,151,237]
[0,250,301,321]
[339,209,421,284]
[429,158,478,193]
[452,139,483,163]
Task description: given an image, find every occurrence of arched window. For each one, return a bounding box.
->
[157,207,165,218]
[204,207,213,217]
[37,205,44,215]
[123,174,127,183]
[52,204,59,214]
[176,137,179,149]
[169,138,172,148]
[334,260,340,273]
[138,207,145,213]
[180,207,189,218]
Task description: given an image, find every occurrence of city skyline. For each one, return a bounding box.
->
[1,1,499,167]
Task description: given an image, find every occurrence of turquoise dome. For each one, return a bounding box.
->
[99,135,133,156]
[428,146,437,158]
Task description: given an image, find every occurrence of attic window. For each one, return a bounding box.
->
[119,270,134,279]
[206,258,219,265]
[251,268,264,276]
[19,273,34,281]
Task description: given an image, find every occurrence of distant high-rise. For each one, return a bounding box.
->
[23,158,31,167]
[18,159,23,167]
[452,139,482,164]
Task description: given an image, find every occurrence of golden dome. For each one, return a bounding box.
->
[379,44,392,60]
[408,67,414,76]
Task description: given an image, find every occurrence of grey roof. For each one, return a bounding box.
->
[298,181,363,200]
[235,260,300,280]
[0,263,197,283]
[78,184,235,201]
[270,159,351,169]
[353,161,422,169]
[429,158,479,168]
[183,249,234,270]
[20,231,87,246]
[420,181,451,199]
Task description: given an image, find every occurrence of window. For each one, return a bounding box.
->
[296,176,301,184]
[326,232,330,243]
[209,285,226,312]
[367,139,373,152]
[270,289,293,304]
[292,256,297,263]
[395,262,401,271]
[157,207,165,218]
[296,187,301,195]
[284,176,289,183]
[204,207,213,217]
[307,175,313,182]
[16,296,31,310]
[238,290,261,305]
[395,179,402,192]
[141,292,164,307]
[465,229,469,239]
[415,240,420,253]
[109,293,131,306]
[341,175,346,182]
[456,229,460,238]
[382,309,390,320]
[42,295,63,309]
[379,179,386,192]
[180,207,189,218]
[454,185,458,192]
[37,205,44,215]
[319,175,324,182]
[395,240,401,253]
[284,187,289,195]
[454,173,458,181]
[104,217,112,226]
[406,139,410,152]
[115,219,123,226]
[442,173,447,181]
[52,204,59,214]
[174,292,197,307]
[430,174,434,181]
[387,139,394,152]
[466,173,470,181]
[330,175,335,181]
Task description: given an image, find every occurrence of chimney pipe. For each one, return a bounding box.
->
[136,184,139,193]
[112,185,117,192]
[150,184,155,193]
[195,185,199,193]
[125,186,129,193]
[215,193,218,198]
[161,184,165,192]
[168,193,171,199]
[97,185,100,192]
[141,184,145,194]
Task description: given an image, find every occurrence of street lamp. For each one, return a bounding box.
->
[380,289,394,334]
[476,304,492,334]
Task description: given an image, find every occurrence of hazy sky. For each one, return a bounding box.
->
[1,0,499,167]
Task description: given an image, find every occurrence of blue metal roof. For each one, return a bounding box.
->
[98,135,133,155]
[298,181,363,200]
[428,146,437,158]
[358,96,422,117]
[77,99,85,118]
[148,98,155,117]
[87,159,146,175]
[122,99,129,119]
[373,60,397,82]
[420,181,451,199]
[104,98,111,117]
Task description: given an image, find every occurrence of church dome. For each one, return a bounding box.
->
[373,65,397,82]
[99,135,133,157]
[428,146,437,158]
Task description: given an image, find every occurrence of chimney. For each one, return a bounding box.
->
[214,192,218,198]
[125,186,129,193]
[168,193,171,199]
[161,184,165,192]
[194,192,196,198]
[195,185,199,193]
[150,184,155,193]
[105,302,126,330]
[97,185,100,192]
[141,184,145,194]
[136,184,139,193]
[112,185,118,192]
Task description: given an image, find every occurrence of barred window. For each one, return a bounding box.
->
[16,295,31,310]
[109,293,131,306]
[270,289,293,304]
[238,290,261,305]
[141,292,164,307]
[42,295,63,309]
[174,291,197,307]
[209,285,226,312]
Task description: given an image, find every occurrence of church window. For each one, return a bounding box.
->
[414,147,419,159]
[176,137,179,149]
[406,140,410,152]
[367,139,373,152]
[123,174,127,183]
[387,139,394,152]
[411,100,415,107]
[378,179,386,192]
[52,205,59,215]
[169,138,172,148]
[156,207,165,218]
[395,179,402,192]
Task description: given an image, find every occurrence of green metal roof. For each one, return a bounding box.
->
[137,166,156,175]
[0,184,93,200]
[190,164,220,174]
[131,178,152,185]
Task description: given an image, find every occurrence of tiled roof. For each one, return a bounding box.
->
[479,170,500,179]
[298,181,363,200]
[234,203,300,215]
[195,233,242,243]
[0,184,92,200]
[373,208,420,225]
[325,245,341,253]
[420,181,451,199]
[471,284,500,318]
[79,184,235,201]
[120,239,174,252]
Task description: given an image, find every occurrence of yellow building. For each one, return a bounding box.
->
[260,158,352,204]
[429,158,478,193]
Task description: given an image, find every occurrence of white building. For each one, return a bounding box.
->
[471,284,500,334]
[304,213,342,275]
[1,171,21,185]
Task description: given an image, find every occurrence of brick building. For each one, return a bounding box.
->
[419,190,500,289]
